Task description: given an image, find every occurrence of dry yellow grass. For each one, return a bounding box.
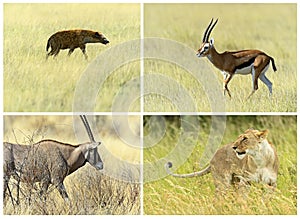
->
[3,115,141,215]
[144,3,296,112]
[4,3,140,112]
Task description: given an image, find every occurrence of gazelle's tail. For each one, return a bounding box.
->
[270,57,277,72]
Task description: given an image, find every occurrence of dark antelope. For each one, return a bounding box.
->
[196,18,277,99]
[3,115,102,203]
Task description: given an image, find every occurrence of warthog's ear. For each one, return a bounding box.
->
[256,129,269,141]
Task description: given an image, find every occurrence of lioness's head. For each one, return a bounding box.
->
[232,128,269,159]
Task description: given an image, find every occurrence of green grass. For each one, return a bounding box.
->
[144,4,296,112]
[4,3,140,112]
[143,116,297,214]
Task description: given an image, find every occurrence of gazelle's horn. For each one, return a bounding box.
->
[204,18,218,43]
[202,18,214,43]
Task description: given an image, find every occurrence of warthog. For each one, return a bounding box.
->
[3,115,102,203]
[46,29,109,60]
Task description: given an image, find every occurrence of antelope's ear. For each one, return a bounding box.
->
[209,38,214,47]
[90,142,101,149]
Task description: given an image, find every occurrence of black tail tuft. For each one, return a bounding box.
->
[270,57,277,72]
[166,162,173,169]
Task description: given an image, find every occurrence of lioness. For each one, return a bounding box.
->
[165,129,279,192]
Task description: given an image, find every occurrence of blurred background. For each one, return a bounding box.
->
[143,115,297,214]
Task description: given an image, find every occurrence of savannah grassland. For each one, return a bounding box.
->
[144,4,297,112]
[143,116,297,214]
[4,4,140,112]
[3,116,140,215]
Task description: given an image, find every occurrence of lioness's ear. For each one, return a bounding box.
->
[257,129,268,140]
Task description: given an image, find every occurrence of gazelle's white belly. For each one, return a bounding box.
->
[235,64,253,75]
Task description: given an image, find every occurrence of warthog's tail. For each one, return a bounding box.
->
[165,161,211,178]
[46,38,51,52]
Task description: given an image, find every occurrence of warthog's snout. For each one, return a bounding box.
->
[102,38,110,45]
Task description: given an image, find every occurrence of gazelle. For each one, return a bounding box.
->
[3,115,102,204]
[196,18,277,99]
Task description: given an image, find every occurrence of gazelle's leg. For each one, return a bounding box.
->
[247,66,257,99]
[259,65,272,96]
[223,72,233,98]
[221,71,228,96]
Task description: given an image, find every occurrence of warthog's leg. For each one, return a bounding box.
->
[79,45,88,60]
[68,48,75,56]
[56,182,69,202]
[46,46,58,59]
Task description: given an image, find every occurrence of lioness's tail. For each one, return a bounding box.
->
[165,161,211,178]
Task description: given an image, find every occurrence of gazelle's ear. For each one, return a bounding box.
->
[209,38,214,47]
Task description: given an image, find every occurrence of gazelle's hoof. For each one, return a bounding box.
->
[223,89,232,99]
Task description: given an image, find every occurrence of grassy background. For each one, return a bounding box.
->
[143,116,297,214]
[4,3,140,112]
[144,4,297,112]
[3,115,140,215]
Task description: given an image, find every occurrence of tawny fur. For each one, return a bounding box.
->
[166,129,279,194]
[46,29,109,59]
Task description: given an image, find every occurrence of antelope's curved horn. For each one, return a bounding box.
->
[80,115,96,143]
[205,18,218,43]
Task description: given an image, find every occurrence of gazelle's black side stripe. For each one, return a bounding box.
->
[234,57,256,72]
[234,56,277,74]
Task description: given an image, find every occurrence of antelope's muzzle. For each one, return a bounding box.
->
[95,162,104,170]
